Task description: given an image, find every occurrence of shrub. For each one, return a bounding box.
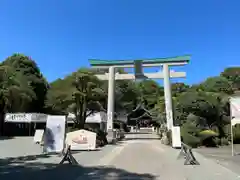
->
[214,137,221,146]
[198,130,219,147]
[181,123,201,148]
[224,124,240,144]
[166,130,172,146]
[181,132,201,148]
[220,137,229,145]
[94,129,108,147]
[233,125,240,143]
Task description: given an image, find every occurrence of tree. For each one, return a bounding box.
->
[0,65,35,135]
[137,80,163,109]
[45,68,106,129]
[2,54,49,112]
[199,76,234,94]
[171,83,189,97]
[221,67,240,91]
[71,69,105,129]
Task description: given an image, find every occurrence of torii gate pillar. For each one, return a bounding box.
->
[106,66,115,142]
[89,55,190,145]
[163,64,173,130]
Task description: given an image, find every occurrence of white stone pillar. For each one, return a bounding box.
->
[107,66,115,130]
[163,64,173,130]
[106,66,116,143]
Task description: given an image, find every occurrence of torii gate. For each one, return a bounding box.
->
[89,55,190,144]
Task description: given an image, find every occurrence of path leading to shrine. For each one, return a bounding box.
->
[1,131,240,180]
[77,131,240,180]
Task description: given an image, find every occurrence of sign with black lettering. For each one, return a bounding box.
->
[5,113,32,123]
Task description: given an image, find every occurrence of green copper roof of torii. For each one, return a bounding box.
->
[89,55,191,66]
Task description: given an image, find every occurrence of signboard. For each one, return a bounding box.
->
[5,113,32,123]
[33,129,44,144]
[5,113,48,123]
[230,97,240,156]
[66,129,96,150]
[43,115,66,153]
[172,126,181,148]
[230,97,240,125]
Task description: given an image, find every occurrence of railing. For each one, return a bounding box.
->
[177,142,200,165]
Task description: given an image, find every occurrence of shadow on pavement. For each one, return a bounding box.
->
[126,132,152,135]
[0,154,156,180]
[124,137,160,141]
[0,136,14,140]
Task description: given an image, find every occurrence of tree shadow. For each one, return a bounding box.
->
[126,132,151,135]
[124,137,160,141]
[0,136,14,140]
[0,154,156,180]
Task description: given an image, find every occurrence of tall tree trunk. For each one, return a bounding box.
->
[79,97,87,129]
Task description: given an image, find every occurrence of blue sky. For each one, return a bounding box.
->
[0,0,239,85]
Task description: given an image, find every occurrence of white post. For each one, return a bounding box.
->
[230,101,234,156]
[163,64,174,130]
[106,66,116,142]
[231,123,234,156]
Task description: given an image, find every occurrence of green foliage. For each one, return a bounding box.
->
[200,76,233,94]
[1,54,48,112]
[221,67,240,90]
[232,125,240,143]
[166,130,172,145]
[198,130,218,140]
[181,130,201,148]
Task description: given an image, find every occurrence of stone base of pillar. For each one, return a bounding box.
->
[107,129,117,144]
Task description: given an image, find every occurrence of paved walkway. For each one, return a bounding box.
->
[1,133,240,180]
[195,145,240,175]
[78,132,240,180]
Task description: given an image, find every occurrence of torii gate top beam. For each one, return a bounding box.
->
[89,55,190,68]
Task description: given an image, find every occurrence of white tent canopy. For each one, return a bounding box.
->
[67,111,107,124]
[4,111,108,124]
[5,113,48,123]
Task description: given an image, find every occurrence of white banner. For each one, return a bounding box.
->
[43,115,66,153]
[66,129,96,151]
[230,97,240,126]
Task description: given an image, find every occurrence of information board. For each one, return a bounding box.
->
[172,126,181,148]
[230,97,240,125]
[43,115,66,153]
[230,97,240,156]
[66,129,96,151]
[33,129,44,144]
